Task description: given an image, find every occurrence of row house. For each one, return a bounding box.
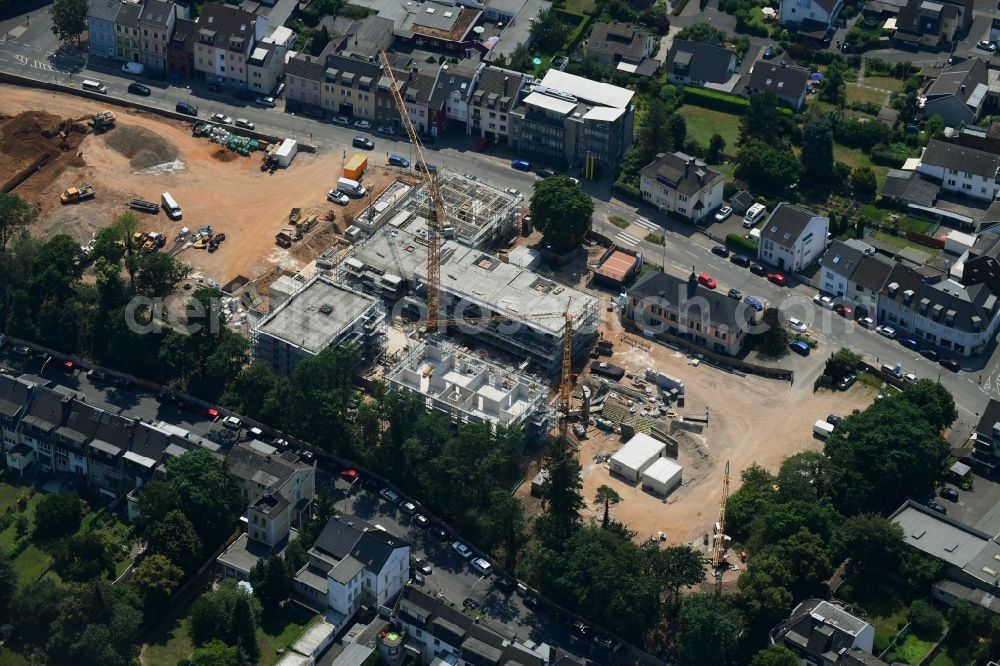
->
[916,140,1000,203]
[138,0,181,76]
[757,203,829,273]
[0,374,34,453]
[193,2,267,89]
[285,51,381,120]
[438,58,482,127]
[167,17,196,79]
[115,1,143,64]
[248,26,295,96]
[402,69,438,134]
[87,0,121,59]
[468,66,527,144]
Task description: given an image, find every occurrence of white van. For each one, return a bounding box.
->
[82,80,108,94]
[121,62,144,75]
[743,203,767,228]
[337,177,366,197]
[813,420,835,438]
[161,192,182,220]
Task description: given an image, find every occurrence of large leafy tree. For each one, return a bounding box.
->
[649,544,705,608]
[47,581,143,666]
[677,593,742,666]
[131,553,184,609]
[530,176,594,252]
[900,379,957,432]
[0,193,35,252]
[751,645,800,666]
[0,551,16,624]
[801,117,835,183]
[50,532,115,582]
[249,554,291,612]
[776,451,833,504]
[736,139,802,193]
[737,550,794,635]
[486,489,527,569]
[825,347,861,383]
[740,92,792,148]
[50,0,88,43]
[191,640,238,666]
[33,492,81,541]
[138,252,190,297]
[726,464,777,539]
[835,514,904,582]
[8,579,63,647]
[534,437,586,549]
[637,97,676,164]
[165,450,239,550]
[530,8,568,51]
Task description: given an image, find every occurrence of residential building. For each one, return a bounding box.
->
[468,66,528,143]
[285,54,326,111]
[193,2,268,88]
[585,21,657,68]
[328,15,395,60]
[819,240,866,297]
[115,1,143,64]
[894,0,973,47]
[227,440,315,548]
[0,374,34,453]
[916,139,1000,203]
[402,69,438,134]
[511,69,635,170]
[841,249,892,317]
[771,598,887,666]
[285,51,382,119]
[138,0,181,76]
[666,38,738,90]
[779,0,844,30]
[758,203,829,272]
[167,17,196,78]
[392,0,483,53]
[624,270,756,355]
[973,398,1000,467]
[16,386,74,475]
[251,275,386,374]
[430,59,481,132]
[923,57,989,127]
[745,56,810,110]
[639,151,725,223]
[87,0,122,59]
[248,27,296,97]
[393,585,559,665]
[294,515,409,622]
[954,229,1000,293]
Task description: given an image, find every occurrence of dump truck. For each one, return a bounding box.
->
[289,207,301,225]
[60,185,96,204]
[92,111,116,131]
[275,232,292,248]
[343,153,368,181]
[129,198,160,214]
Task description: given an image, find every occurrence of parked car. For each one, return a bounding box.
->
[340,468,358,482]
[413,514,430,528]
[789,340,810,356]
[354,119,371,129]
[711,245,730,258]
[927,502,947,515]
[714,206,732,222]
[400,501,417,515]
[939,358,961,372]
[463,598,482,611]
[234,118,255,130]
[254,96,277,108]
[745,295,764,311]
[749,263,767,276]
[858,316,874,328]
[899,336,920,350]
[834,304,853,317]
[767,272,786,286]
[813,294,835,309]
[413,557,433,576]
[388,154,410,168]
[332,115,350,125]
[327,190,349,205]
[570,621,589,636]
[430,525,448,539]
[352,136,374,150]
[494,576,517,593]
[697,273,717,289]
[511,159,531,171]
[379,487,401,504]
[376,125,396,136]
[175,101,198,116]
[788,317,807,333]
[127,82,151,96]
[763,45,774,58]
[87,368,108,382]
[452,541,473,559]
[977,40,997,52]
[210,112,233,125]
[940,487,959,502]
[594,635,620,651]
[826,414,842,426]
[416,161,437,174]
[523,594,540,609]
[876,325,897,339]
[837,374,856,391]
[727,288,743,300]
[272,81,285,97]
[12,345,30,356]
[470,557,493,576]
[919,348,940,362]
[730,254,751,267]
[221,416,242,430]
[536,167,557,178]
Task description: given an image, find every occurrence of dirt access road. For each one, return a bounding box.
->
[0,84,398,287]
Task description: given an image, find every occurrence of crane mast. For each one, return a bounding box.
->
[378,51,443,332]
[712,460,731,591]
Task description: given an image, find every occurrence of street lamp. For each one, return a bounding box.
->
[342,476,360,512]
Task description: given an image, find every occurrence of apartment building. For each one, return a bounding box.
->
[87,0,122,59]
[138,0,180,76]
[757,203,829,272]
[167,17,196,78]
[115,1,143,64]
[0,374,34,453]
[468,66,528,144]
[639,151,724,222]
[247,26,295,97]
[923,58,989,127]
[193,2,268,88]
[916,140,1000,203]
[285,50,382,120]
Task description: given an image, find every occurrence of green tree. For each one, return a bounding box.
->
[531,8,568,51]
[772,528,832,598]
[131,553,184,608]
[50,532,115,582]
[923,115,946,142]
[651,544,706,607]
[110,212,141,290]
[637,97,676,163]
[594,484,622,529]
[8,579,63,647]
[668,114,687,151]
[820,60,846,105]
[737,551,793,634]
[741,93,792,148]
[534,437,586,549]
[676,21,726,42]
[801,117,835,184]
[0,192,36,252]
[825,347,861,382]
[147,509,203,574]
[136,479,179,536]
[900,379,957,432]
[229,594,259,664]
[707,133,726,163]
[907,599,945,639]
[0,551,15,624]
[137,252,190,297]
[776,451,832,503]
[530,176,594,252]
[284,539,308,575]
[49,0,88,43]
[249,554,290,612]
[33,491,81,541]
[166,449,239,549]
[47,580,143,666]
[851,166,878,200]
[486,490,527,569]
[736,140,802,193]
[677,593,742,666]
[836,514,904,581]
[191,592,231,647]
[91,225,125,265]
[192,640,238,666]
[946,600,990,647]
[751,644,800,666]
[749,499,842,551]
[726,464,777,538]
[755,307,790,356]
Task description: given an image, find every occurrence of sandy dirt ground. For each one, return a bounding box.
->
[0,84,399,287]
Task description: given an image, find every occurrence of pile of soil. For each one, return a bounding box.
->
[0,111,89,192]
[104,125,179,169]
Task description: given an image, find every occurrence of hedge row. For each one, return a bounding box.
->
[613,180,643,202]
[870,142,910,168]
[671,0,691,16]
[681,87,751,114]
[726,232,759,254]
[555,8,591,52]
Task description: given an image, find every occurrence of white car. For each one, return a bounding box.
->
[254,96,277,108]
[876,324,897,339]
[376,125,396,135]
[210,112,233,125]
[354,119,371,129]
[234,118,255,130]
[858,316,874,328]
[714,206,733,222]
[333,115,350,125]
[327,190,349,205]
[813,295,835,309]
[787,318,808,334]
[452,541,473,559]
[470,557,493,576]
[221,416,242,429]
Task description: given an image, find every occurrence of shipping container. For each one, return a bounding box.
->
[344,154,368,181]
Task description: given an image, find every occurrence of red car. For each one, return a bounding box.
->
[476,137,491,152]
[203,407,220,419]
[60,360,75,373]
[340,469,359,482]
[697,273,718,289]
[835,304,853,317]
[767,273,786,286]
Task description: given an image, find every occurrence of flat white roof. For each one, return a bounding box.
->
[583,106,625,122]
[523,91,575,115]
[642,456,682,483]
[610,432,664,471]
[540,69,634,109]
[292,621,336,655]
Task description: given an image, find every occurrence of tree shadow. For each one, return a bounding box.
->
[49,43,86,75]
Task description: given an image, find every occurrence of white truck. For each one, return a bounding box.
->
[813,420,835,438]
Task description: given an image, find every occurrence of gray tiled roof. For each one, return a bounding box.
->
[747,59,809,99]
[0,374,33,421]
[139,0,174,28]
[286,53,326,80]
[22,386,72,432]
[226,441,308,490]
[88,0,122,23]
[849,255,894,292]
[196,2,257,54]
[761,203,819,248]
[587,21,651,62]
[821,240,866,279]
[773,599,887,666]
[880,170,940,207]
[429,59,480,107]
[910,278,999,334]
[471,66,526,110]
[313,514,407,574]
[116,2,142,29]
[880,261,929,305]
[170,17,196,49]
[629,270,756,331]
[921,139,1000,181]
[925,57,988,106]
[976,398,1000,437]
[667,38,735,84]
[640,151,723,197]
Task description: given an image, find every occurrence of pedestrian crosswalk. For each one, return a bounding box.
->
[612,216,663,247]
[615,231,643,246]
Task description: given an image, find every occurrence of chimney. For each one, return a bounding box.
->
[503,76,509,95]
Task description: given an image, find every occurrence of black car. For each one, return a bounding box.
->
[494,576,517,593]
[462,598,482,612]
[927,502,948,515]
[127,82,151,96]
[594,635,620,651]
[352,136,374,150]
[837,374,856,391]
[536,167,557,178]
[749,263,767,276]
[730,254,751,267]
[940,487,959,502]
[727,288,743,300]
[826,414,842,426]
[711,245,730,258]
[919,349,940,362]
[523,595,540,609]
[429,525,448,540]
[939,358,961,372]
[175,101,198,116]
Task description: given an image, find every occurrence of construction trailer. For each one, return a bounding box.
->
[343,154,368,181]
[273,139,297,168]
[642,457,683,496]
[610,433,666,483]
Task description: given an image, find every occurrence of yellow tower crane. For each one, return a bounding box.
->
[712,460,731,592]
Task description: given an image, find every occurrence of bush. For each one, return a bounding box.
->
[671,0,691,16]
[682,87,750,114]
[554,8,590,51]
[906,599,945,640]
[726,232,759,253]
[612,180,642,202]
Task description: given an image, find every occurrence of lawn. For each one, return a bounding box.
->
[678,105,741,155]
[0,646,28,666]
[894,633,937,664]
[143,608,194,665]
[839,577,920,652]
[608,215,630,229]
[858,203,889,222]
[258,607,321,666]
[865,75,905,92]
[833,144,890,186]
[872,231,936,259]
[847,83,889,107]
[895,215,936,234]
[564,0,597,13]
[928,648,958,666]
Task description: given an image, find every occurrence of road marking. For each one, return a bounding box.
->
[631,217,661,233]
[32,60,52,71]
[616,232,642,246]
[13,54,27,65]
